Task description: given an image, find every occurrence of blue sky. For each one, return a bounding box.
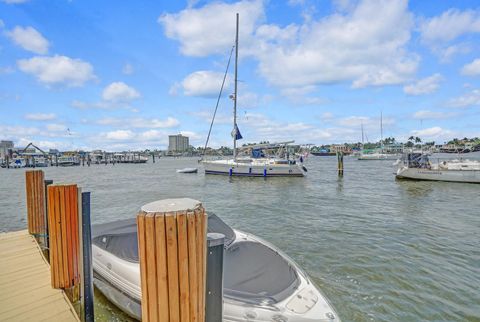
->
[0,0,479,151]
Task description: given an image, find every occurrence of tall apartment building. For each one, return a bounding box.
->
[168,134,189,152]
[0,140,14,158]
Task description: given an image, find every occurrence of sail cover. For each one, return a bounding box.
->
[231,124,243,140]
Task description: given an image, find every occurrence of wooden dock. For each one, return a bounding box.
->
[0,230,79,322]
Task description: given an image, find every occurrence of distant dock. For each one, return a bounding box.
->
[0,230,79,321]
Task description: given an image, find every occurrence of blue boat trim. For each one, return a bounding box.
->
[205,170,304,177]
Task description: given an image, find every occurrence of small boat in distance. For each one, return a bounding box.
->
[202,14,307,177]
[176,167,198,173]
[395,153,480,183]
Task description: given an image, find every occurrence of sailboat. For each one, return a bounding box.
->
[358,112,398,160]
[202,14,307,177]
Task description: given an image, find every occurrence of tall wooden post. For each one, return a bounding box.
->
[47,184,80,289]
[337,151,344,176]
[137,198,207,322]
[25,170,46,242]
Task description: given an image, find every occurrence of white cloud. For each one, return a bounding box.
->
[257,0,417,88]
[159,0,264,57]
[321,112,334,120]
[25,113,56,121]
[97,116,180,128]
[419,8,480,44]
[1,0,30,3]
[411,127,451,139]
[0,66,14,74]
[447,89,480,108]
[181,71,230,97]
[104,130,135,140]
[0,19,4,28]
[461,58,480,76]
[102,82,140,102]
[413,110,455,120]
[437,43,471,63]
[162,0,417,89]
[17,55,95,87]
[122,63,134,75]
[46,123,67,132]
[6,26,49,54]
[159,0,419,91]
[403,74,443,95]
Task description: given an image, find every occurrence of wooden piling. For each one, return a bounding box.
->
[137,199,207,322]
[47,184,80,289]
[337,151,344,176]
[25,170,46,237]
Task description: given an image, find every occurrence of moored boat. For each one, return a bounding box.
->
[202,14,306,177]
[395,153,480,183]
[92,208,340,321]
[176,167,198,173]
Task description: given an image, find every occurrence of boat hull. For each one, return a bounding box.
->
[92,219,339,322]
[396,167,480,183]
[203,160,305,177]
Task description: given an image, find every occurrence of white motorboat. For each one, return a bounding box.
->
[358,152,388,160]
[202,15,307,177]
[92,214,340,322]
[9,157,26,168]
[57,155,80,166]
[395,153,480,183]
[176,167,198,173]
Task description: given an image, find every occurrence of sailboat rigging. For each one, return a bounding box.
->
[202,13,307,177]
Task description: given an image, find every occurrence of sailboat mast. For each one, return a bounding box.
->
[233,13,239,160]
[361,123,364,146]
[380,111,384,152]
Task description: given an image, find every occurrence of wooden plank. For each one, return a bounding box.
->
[70,185,79,285]
[145,214,158,322]
[165,213,180,322]
[187,211,199,322]
[177,211,191,322]
[195,209,205,322]
[25,171,32,234]
[154,214,169,322]
[64,184,73,287]
[137,213,149,321]
[48,185,58,288]
[59,185,68,288]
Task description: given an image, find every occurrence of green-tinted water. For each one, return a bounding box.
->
[1,155,479,321]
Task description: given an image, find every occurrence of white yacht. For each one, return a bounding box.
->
[202,14,306,177]
[204,141,307,177]
[92,213,340,322]
[395,153,480,183]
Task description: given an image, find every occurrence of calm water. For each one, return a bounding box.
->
[1,155,479,321]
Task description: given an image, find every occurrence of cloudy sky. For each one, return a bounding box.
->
[1,0,479,151]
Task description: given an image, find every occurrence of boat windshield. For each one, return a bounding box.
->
[405,153,430,169]
[92,213,236,263]
[224,240,299,303]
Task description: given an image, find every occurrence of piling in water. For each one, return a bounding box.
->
[337,151,344,176]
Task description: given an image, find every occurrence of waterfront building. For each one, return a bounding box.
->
[0,140,14,158]
[168,134,189,153]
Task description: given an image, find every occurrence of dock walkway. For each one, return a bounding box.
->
[0,230,79,322]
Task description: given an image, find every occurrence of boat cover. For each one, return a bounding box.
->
[92,213,236,263]
[92,214,298,303]
[224,240,299,302]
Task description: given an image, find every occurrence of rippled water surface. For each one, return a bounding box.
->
[1,155,479,321]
